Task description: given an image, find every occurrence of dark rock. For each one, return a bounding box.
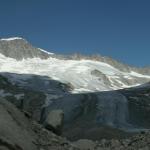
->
[0,98,37,150]
[0,98,79,150]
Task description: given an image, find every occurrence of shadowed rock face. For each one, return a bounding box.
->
[0,98,37,150]
[0,38,49,60]
[1,38,150,149]
[0,73,70,122]
[0,98,80,150]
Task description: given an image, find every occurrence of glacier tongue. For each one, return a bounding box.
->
[96,92,130,128]
[46,91,135,132]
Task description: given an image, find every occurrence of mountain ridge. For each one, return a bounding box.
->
[0,37,150,93]
[0,37,50,60]
[1,37,150,73]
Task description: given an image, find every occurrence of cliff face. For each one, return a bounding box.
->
[0,37,150,149]
[0,98,81,150]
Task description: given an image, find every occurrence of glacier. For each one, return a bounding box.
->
[0,52,150,93]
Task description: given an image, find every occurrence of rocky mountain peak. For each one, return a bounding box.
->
[0,37,50,60]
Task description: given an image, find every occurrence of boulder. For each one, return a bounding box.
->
[45,109,64,135]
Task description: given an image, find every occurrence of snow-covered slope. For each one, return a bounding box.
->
[0,54,150,93]
[0,37,150,93]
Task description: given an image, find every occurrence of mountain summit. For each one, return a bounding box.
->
[0,37,50,60]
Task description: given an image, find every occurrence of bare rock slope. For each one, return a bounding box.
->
[0,37,49,60]
[0,98,80,150]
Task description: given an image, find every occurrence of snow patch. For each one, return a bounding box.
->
[130,71,150,78]
[38,48,54,55]
[0,37,24,41]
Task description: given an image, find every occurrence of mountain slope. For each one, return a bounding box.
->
[0,37,150,93]
[0,97,81,150]
[1,37,150,149]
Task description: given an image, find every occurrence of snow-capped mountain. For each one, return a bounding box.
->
[1,37,150,140]
[0,37,150,93]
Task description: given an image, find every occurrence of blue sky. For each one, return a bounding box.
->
[0,0,150,67]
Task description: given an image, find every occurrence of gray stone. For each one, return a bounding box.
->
[0,38,49,60]
[45,109,64,135]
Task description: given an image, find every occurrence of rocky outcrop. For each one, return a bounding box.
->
[45,109,64,135]
[0,98,37,150]
[0,98,79,150]
[0,38,49,60]
[0,73,70,123]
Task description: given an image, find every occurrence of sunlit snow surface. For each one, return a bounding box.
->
[38,48,54,55]
[0,53,150,93]
[0,37,23,41]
